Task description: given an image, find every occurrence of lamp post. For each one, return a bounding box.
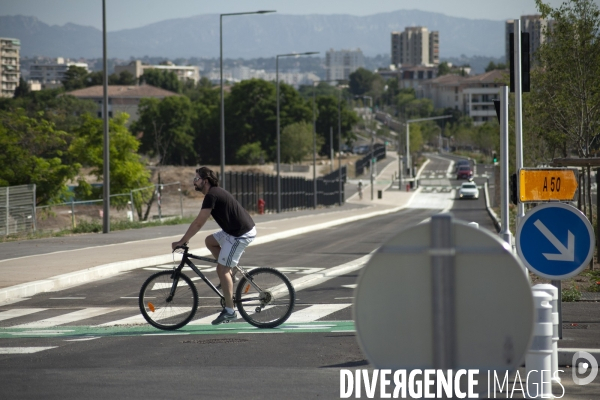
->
[276,51,319,213]
[361,96,374,200]
[102,0,110,233]
[220,10,275,189]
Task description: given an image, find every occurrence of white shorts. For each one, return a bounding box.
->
[212,226,256,267]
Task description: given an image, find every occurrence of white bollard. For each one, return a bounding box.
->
[526,291,553,399]
[533,284,560,383]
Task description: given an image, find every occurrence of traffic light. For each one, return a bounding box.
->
[492,151,498,163]
[509,32,531,93]
[510,173,518,205]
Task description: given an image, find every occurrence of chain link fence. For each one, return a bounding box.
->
[0,184,36,236]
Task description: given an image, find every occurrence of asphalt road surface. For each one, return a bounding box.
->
[0,155,499,400]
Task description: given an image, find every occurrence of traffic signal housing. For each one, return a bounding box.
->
[492,151,498,163]
[510,173,518,205]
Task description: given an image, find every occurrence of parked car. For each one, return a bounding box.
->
[458,182,479,199]
[456,165,473,180]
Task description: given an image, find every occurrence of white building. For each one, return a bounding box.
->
[420,70,505,125]
[114,60,200,84]
[391,27,439,67]
[325,49,365,81]
[205,68,319,88]
[0,37,20,98]
[29,57,89,89]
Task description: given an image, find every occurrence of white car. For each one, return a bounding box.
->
[458,182,479,199]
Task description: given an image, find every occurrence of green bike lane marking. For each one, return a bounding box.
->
[0,321,355,339]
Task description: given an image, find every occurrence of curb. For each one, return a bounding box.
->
[0,198,417,304]
[484,181,501,233]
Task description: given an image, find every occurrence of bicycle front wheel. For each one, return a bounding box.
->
[235,267,295,328]
[139,270,198,330]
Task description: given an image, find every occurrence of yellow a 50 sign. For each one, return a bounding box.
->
[519,169,578,202]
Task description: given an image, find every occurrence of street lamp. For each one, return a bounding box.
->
[361,96,374,200]
[220,10,275,188]
[313,80,345,205]
[276,51,319,213]
[102,0,109,233]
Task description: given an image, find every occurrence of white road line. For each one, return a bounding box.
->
[96,307,190,327]
[0,347,57,354]
[12,307,122,328]
[285,304,352,323]
[0,308,47,322]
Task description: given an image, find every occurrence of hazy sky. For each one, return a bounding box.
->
[2,0,571,31]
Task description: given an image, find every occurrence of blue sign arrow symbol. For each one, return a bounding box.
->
[534,219,574,262]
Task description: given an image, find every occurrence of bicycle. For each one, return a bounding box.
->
[138,245,295,330]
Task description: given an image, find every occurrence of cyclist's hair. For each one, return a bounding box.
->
[196,167,219,187]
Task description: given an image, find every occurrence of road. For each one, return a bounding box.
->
[0,155,499,399]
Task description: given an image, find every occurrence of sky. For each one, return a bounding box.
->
[2,0,572,31]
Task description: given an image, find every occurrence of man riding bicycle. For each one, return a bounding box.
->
[172,167,256,325]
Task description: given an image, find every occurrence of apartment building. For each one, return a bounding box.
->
[391,27,439,67]
[65,84,178,124]
[29,57,89,89]
[378,65,437,93]
[114,60,200,84]
[0,37,20,98]
[506,15,553,65]
[325,49,365,81]
[421,70,505,125]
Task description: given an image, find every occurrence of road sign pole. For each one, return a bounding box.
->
[514,19,525,226]
[499,86,512,247]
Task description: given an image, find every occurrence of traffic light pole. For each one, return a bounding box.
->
[514,19,525,227]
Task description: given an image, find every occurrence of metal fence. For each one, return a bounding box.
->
[355,144,387,176]
[223,167,346,213]
[0,184,36,236]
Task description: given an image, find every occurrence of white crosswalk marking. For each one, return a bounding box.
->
[12,308,122,328]
[285,304,351,323]
[0,308,47,322]
[96,307,190,327]
[0,347,57,354]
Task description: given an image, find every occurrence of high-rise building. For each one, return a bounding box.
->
[391,27,439,67]
[325,49,365,81]
[506,15,553,65]
[0,37,21,98]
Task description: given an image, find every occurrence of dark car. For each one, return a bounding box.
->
[454,160,470,172]
[456,165,473,180]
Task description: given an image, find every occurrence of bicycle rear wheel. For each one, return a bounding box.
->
[139,270,198,330]
[235,267,295,328]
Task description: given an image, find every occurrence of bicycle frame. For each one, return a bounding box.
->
[169,250,265,305]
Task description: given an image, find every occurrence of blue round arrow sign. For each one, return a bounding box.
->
[517,203,595,280]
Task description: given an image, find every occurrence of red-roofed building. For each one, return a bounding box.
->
[65,84,179,124]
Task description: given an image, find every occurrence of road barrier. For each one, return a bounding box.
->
[526,291,554,398]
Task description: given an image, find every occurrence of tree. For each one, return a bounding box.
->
[349,68,375,96]
[0,108,80,205]
[139,69,182,93]
[485,61,507,72]
[437,62,451,76]
[62,65,89,91]
[530,0,600,220]
[13,77,30,98]
[280,122,314,163]
[315,95,359,155]
[236,142,266,165]
[70,113,153,218]
[131,95,195,165]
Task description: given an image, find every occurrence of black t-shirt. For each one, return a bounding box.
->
[201,186,255,237]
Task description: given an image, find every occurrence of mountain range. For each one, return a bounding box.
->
[0,11,505,60]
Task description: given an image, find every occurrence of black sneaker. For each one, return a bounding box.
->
[211,309,237,325]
